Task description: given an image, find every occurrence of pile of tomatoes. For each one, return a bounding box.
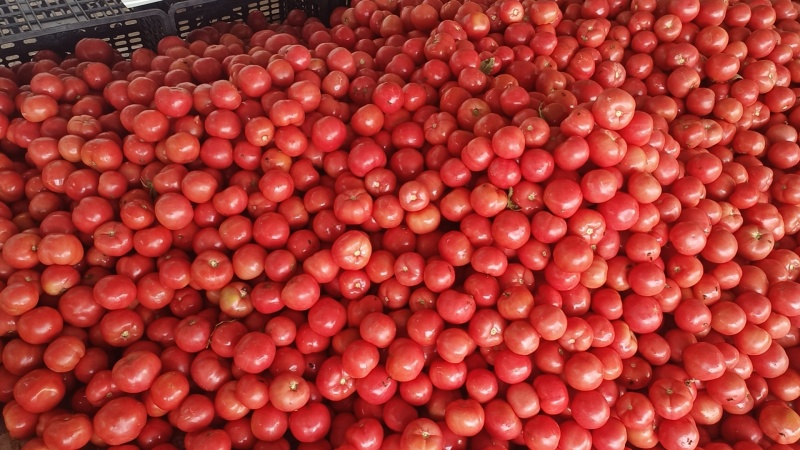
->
[0,0,799,447]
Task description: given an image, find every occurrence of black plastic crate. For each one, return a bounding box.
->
[166,0,347,37]
[0,0,171,66]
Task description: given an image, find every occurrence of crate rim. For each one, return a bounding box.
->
[0,5,172,43]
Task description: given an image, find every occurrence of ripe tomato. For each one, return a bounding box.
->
[93,397,147,445]
[400,418,443,450]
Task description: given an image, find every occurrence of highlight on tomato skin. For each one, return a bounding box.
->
[1,0,800,448]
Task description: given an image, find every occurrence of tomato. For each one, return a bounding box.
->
[439,398,483,438]
[648,377,694,421]
[400,418,443,450]
[657,416,700,450]
[42,413,93,450]
[233,332,276,374]
[93,397,147,445]
[344,417,384,450]
[17,306,63,345]
[172,393,215,433]
[356,365,397,405]
[111,350,161,393]
[190,250,234,291]
[149,371,190,412]
[269,372,311,412]
[289,402,332,443]
[332,230,373,270]
[385,338,426,382]
[592,88,636,130]
[759,402,800,444]
[521,414,559,450]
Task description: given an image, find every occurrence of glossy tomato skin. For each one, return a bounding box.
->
[42,413,93,450]
[93,397,147,446]
[400,418,443,450]
[111,350,162,394]
[13,368,66,413]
